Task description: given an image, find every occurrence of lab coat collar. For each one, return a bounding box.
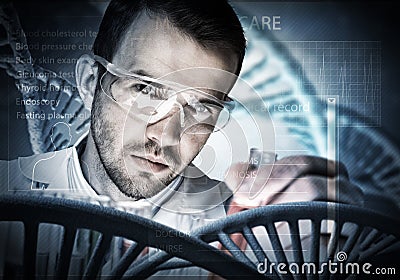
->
[17,147,232,215]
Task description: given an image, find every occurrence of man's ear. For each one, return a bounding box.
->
[75,54,99,110]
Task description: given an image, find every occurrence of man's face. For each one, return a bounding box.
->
[91,13,238,199]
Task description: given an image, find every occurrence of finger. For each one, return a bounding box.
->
[270,156,349,179]
[236,162,311,204]
[243,156,336,202]
[225,156,351,204]
[263,175,362,206]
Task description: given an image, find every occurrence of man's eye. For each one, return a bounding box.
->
[114,79,150,95]
[130,84,167,97]
[195,104,209,113]
[131,83,149,93]
[186,103,210,114]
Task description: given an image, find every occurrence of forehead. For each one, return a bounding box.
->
[111,13,238,94]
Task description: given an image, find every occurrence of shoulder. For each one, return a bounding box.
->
[0,158,26,194]
[182,164,231,192]
[180,164,232,211]
[0,148,75,194]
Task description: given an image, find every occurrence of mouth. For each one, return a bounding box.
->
[129,155,169,173]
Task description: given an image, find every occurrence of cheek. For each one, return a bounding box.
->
[179,134,209,163]
[104,108,125,134]
[122,114,149,146]
[93,95,127,143]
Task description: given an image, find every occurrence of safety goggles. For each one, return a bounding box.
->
[94,55,235,134]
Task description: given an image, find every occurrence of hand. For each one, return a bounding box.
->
[224,155,363,208]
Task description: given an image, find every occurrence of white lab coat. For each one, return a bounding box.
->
[0,147,232,278]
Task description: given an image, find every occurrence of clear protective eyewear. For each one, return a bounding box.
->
[94,55,235,134]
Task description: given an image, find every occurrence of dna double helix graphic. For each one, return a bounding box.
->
[1,3,399,204]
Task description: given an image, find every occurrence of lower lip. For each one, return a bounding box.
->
[130,155,169,173]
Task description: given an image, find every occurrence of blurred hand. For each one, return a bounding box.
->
[225,155,363,208]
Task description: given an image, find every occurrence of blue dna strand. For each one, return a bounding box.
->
[0,3,399,204]
[237,15,400,204]
[0,3,90,153]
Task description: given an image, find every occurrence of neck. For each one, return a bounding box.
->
[80,132,132,201]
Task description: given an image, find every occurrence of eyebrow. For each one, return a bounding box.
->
[128,69,228,99]
[131,69,155,79]
[130,69,167,88]
[196,88,227,101]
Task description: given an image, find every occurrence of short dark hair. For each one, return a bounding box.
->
[93,0,246,75]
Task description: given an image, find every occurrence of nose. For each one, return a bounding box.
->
[145,109,183,146]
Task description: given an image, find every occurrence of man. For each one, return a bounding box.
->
[0,0,363,277]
